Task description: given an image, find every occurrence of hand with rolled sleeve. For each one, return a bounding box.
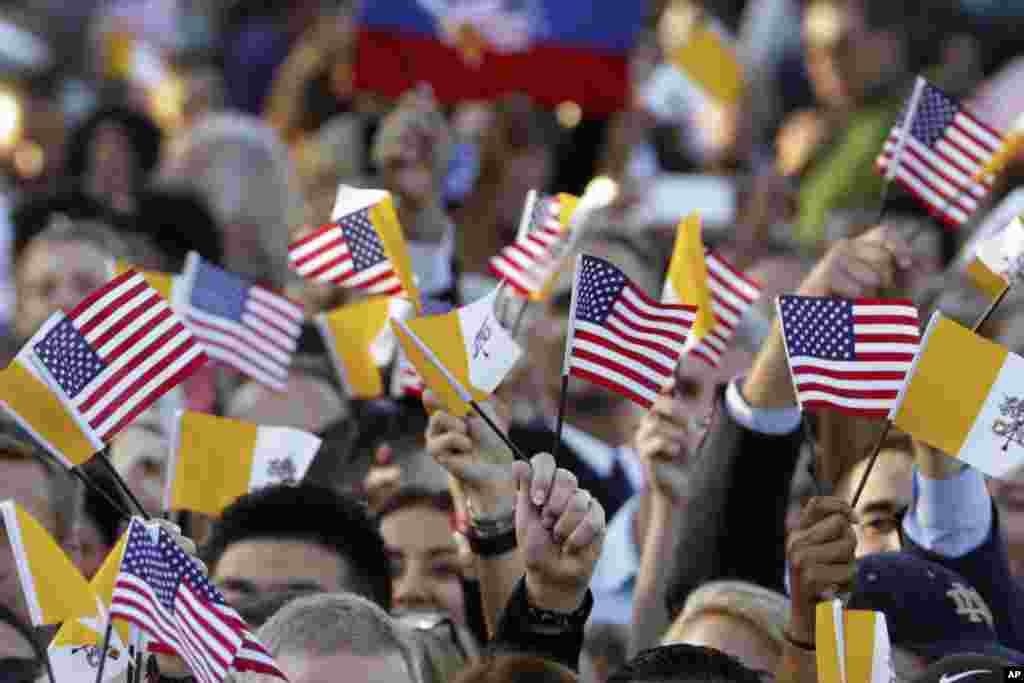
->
[512,453,606,613]
[785,496,857,647]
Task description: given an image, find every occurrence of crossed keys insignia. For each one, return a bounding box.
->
[72,645,122,668]
[472,316,493,360]
[993,395,1024,452]
[267,457,298,485]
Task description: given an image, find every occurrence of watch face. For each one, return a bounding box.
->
[392,609,449,631]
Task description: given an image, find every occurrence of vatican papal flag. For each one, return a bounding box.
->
[50,530,131,683]
[316,296,414,399]
[891,312,1024,478]
[165,410,322,516]
[393,284,522,416]
[966,215,1024,300]
[816,600,891,683]
[0,500,96,625]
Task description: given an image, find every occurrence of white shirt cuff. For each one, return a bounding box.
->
[903,466,992,558]
[725,378,802,436]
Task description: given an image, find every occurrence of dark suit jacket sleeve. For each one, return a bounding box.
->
[902,505,1024,652]
[665,385,803,617]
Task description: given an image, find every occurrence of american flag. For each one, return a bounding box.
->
[32,271,206,442]
[876,77,1004,227]
[685,251,761,368]
[565,255,696,409]
[183,255,303,391]
[289,210,405,296]
[391,348,425,399]
[110,522,286,683]
[777,296,920,417]
[489,194,571,298]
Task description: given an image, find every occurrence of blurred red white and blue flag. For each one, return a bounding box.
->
[354,0,648,114]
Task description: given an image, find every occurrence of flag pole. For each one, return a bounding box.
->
[554,255,584,462]
[40,641,56,683]
[93,621,115,683]
[972,285,1010,333]
[96,450,151,520]
[71,468,133,520]
[469,401,528,462]
[876,77,926,227]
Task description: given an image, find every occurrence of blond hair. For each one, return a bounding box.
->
[662,581,789,655]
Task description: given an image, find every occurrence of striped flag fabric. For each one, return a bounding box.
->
[30,270,207,444]
[391,347,425,399]
[563,254,697,409]
[288,188,419,306]
[110,520,286,683]
[777,296,920,417]
[876,76,1004,227]
[687,252,762,367]
[488,192,579,299]
[180,253,303,391]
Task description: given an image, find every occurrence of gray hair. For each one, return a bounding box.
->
[23,216,128,266]
[251,593,420,683]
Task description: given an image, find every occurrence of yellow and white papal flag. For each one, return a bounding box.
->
[816,600,891,683]
[50,530,132,683]
[393,284,522,416]
[164,411,322,516]
[891,312,1024,478]
[966,215,1024,301]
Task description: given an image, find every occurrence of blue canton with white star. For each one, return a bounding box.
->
[531,195,555,231]
[779,296,856,361]
[340,209,388,272]
[191,259,248,322]
[895,85,958,148]
[33,318,105,399]
[574,256,627,325]
[121,523,226,613]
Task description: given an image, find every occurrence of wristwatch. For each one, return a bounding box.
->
[511,577,592,635]
[463,502,517,557]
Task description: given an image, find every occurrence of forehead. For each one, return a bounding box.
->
[843,450,913,510]
[380,505,455,549]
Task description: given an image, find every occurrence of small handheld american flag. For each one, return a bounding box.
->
[181,253,303,391]
[110,521,286,683]
[391,348,425,399]
[876,76,1004,228]
[489,193,575,299]
[31,270,207,443]
[563,254,696,409]
[685,251,761,368]
[777,295,920,417]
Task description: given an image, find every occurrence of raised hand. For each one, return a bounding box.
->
[635,380,692,505]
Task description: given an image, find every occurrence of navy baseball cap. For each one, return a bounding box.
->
[847,552,1024,664]
[911,654,1018,683]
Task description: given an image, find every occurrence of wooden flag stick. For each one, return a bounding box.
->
[71,468,133,520]
[93,621,115,683]
[972,285,1010,333]
[552,374,570,463]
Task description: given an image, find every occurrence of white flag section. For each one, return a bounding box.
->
[49,600,131,683]
[976,215,1024,284]
[458,286,523,394]
[246,426,322,491]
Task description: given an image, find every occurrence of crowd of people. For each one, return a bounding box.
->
[2,0,1024,682]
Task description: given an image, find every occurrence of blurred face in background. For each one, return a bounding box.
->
[86,122,138,205]
[380,502,465,626]
[14,238,110,342]
[988,467,1024,578]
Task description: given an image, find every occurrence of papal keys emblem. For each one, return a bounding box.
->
[992,395,1024,452]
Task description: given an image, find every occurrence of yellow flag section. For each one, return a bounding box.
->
[316,297,414,399]
[890,313,1024,478]
[50,531,131,683]
[394,285,522,416]
[816,601,891,683]
[165,410,322,516]
[966,215,1024,300]
[332,186,422,312]
[0,328,103,467]
[0,501,96,625]
[975,131,1024,184]
[671,22,742,106]
[663,213,716,347]
[108,259,176,303]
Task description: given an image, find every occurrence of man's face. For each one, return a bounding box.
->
[839,450,913,557]
[15,239,111,342]
[381,503,465,625]
[212,539,349,607]
[277,650,410,683]
[803,0,889,109]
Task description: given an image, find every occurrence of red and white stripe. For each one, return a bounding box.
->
[877,110,1002,227]
[111,576,243,683]
[684,252,761,368]
[788,300,920,417]
[569,283,696,409]
[186,285,303,391]
[64,272,207,441]
[289,223,404,296]
[391,350,425,399]
[233,636,288,679]
[489,197,567,297]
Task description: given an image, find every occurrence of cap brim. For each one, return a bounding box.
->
[907,640,1024,665]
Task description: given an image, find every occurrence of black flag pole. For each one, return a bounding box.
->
[553,255,584,462]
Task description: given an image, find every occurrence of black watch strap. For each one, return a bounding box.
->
[465,525,518,557]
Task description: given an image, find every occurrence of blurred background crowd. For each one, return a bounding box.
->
[0,0,1023,682]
